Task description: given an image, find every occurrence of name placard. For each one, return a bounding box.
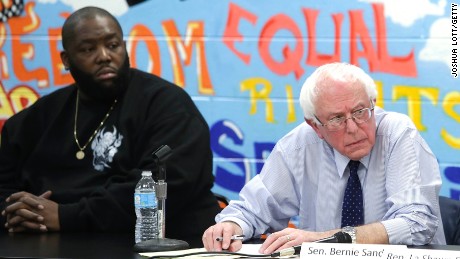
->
[300,243,460,259]
[300,243,407,259]
[408,249,460,259]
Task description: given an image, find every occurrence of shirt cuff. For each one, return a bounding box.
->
[381,218,412,245]
[59,203,82,232]
[216,216,254,240]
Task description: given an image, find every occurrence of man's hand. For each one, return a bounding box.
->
[1,191,59,232]
[259,223,389,254]
[202,221,244,252]
[258,228,335,254]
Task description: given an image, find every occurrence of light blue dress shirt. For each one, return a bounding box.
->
[217,107,446,245]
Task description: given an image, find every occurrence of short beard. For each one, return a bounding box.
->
[68,55,131,103]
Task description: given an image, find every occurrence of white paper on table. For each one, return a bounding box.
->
[139,244,266,258]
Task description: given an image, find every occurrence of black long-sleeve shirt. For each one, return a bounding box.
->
[0,68,220,247]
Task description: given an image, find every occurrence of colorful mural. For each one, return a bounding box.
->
[0,0,458,201]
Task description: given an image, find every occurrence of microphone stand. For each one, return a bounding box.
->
[155,145,170,239]
[133,145,189,252]
[270,232,352,257]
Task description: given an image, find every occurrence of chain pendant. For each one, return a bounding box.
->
[76,150,85,160]
[74,91,117,161]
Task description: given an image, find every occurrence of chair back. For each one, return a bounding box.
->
[214,193,229,209]
[439,196,460,245]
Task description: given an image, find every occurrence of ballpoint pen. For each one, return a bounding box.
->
[215,234,245,242]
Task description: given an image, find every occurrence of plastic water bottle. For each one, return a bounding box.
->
[134,171,158,243]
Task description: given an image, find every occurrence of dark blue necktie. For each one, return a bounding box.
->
[341,160,364,227]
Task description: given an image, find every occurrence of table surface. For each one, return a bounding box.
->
[1,231,459,259]
[0,232,144,259]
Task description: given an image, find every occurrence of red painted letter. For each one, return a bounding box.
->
[349,9,379,72]
[259,14,304,80]
[9,2,49,88]
[0,23,8,79]
[372,3,416,77]
[127,24,162,77]
[162,20,214,95]
[304,8,343,66]
[223,3,258,64]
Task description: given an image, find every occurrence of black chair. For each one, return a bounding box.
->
[439,196,460,245]
[214,193,229,210]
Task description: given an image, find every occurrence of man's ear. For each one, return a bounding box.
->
[305,118,324,139]
[60,51,69,70]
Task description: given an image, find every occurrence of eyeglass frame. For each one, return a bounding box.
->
[314,101,375,132]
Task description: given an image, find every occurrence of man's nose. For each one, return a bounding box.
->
[96,47,111,63]
[345,117,359,133]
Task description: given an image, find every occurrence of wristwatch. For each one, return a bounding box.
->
[342,226,357,244]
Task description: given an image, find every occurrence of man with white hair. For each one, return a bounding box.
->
[203,62,445,253]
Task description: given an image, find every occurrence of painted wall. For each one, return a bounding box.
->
[0,0,459,201]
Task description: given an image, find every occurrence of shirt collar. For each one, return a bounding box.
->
[334,149,370,178]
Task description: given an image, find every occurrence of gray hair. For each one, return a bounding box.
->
[299,62,378,122]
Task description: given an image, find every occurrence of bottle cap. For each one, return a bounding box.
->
[141,171,152,176]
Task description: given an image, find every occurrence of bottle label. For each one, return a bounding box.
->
[134,192,157,208]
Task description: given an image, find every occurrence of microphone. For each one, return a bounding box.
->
[270,245,302,257]
[314,231,352,243]
[270,232,352,257]
[133,145,189,253]
[152,145,172,238]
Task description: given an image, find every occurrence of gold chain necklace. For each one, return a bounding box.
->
[73,91,118,160]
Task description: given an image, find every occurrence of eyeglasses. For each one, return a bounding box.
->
[314,106,374,132]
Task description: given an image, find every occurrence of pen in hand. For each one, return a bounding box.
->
[215,234,245,242]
